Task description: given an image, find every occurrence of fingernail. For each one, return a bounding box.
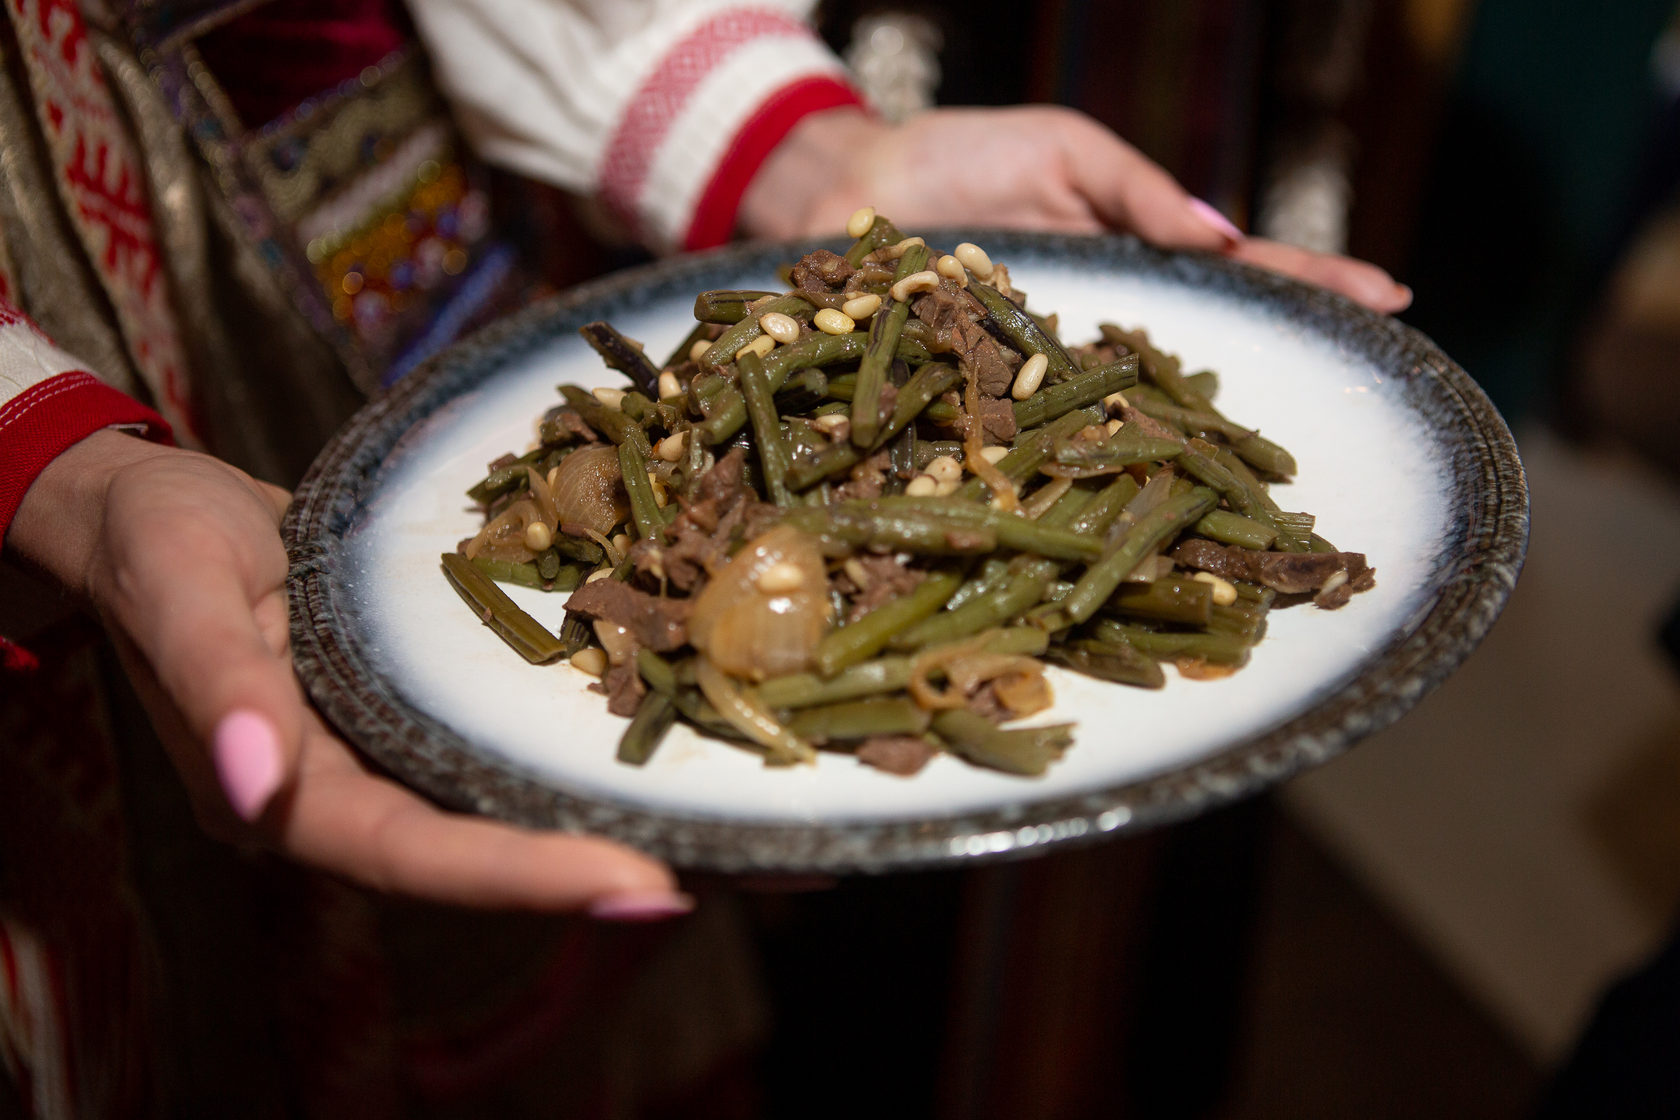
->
[1189,197,1243,244]
[588,890,696,923]
[213,709,284,822]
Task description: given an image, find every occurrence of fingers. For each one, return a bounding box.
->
[1055,112,1239,251]
[281,716,686,914]
[1230,238,1413,313]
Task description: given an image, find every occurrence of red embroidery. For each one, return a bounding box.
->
[597,8,810,240]
[5,0,196,441]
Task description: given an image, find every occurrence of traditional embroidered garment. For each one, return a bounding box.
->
[0,2,861,1114]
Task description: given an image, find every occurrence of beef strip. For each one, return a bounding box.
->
[641,449,753,590]
[855,735,937,776]
[843,554,927,621]
[1170,539,1376,607]
[912,287,1020,397]
[790,249,855,293]
[832,450,894,502]
[564,579,692,650]
[595,660,647,717]
[975,397,1018,443]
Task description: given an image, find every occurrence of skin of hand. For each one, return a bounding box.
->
[739,105,1412,314]
[6,430,691,920]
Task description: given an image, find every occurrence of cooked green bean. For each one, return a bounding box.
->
[579,321,661,397]
[1012,354,1139,429]
[1063,487,1218,624]
[930,709,1073,777]
[816,570,962,675]
[968,280,1081,384]
[693,289,779,324]
[785,697,931,742]
[1192,509,1279,551]
[698,293,811,372]
[441,552,567,664]
[851,243,929,448]
[737,350,793,506]
[618,688,677,765]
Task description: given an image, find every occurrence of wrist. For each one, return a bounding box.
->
[6,428,177,598]
[736,106,888,241]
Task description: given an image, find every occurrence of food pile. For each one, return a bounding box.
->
[443,212,1374,776]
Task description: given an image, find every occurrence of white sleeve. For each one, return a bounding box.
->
[407,0,863,253]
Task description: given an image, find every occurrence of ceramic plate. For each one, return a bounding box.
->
[285,232,1528,874]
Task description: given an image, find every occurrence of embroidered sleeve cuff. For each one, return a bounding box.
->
[598,9,863,252]
[0,372,172,544]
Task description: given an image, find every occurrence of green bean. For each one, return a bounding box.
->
[941,556,1011,613]
[815,570,962,676]
[1062,486,1218,624]
[782,504,998,556]
[635,648,680,694]
[698,293,811,372]
[784,362,962,490]
[850,244,928,448]
[1108,578,1214,626]
[617,437,665,543]
[968,281,1081,383]
[692,289,779,324]
[1192,509,1278,551]
[1176,438,1304,552]
[955,410,1094,501]
[466,448,544,504]
[1012,354,1139,430]
[559,385,652,456]
[1047,428,1183,476]
[1124,388,1297,477]
[441,552,567,664]
[1093,621,1252,667]
[469,555,580,592]
[617,688,677,766]
[756,657,913,709]
[930,709,1073,777]
[843,214,904,265]
[861,496,1103,562]
[737,351,792,506]
[891,556,1055,649]
[1208,602,1268,642]
[1047,638,1165,689]
[578,321,660,397]
[822,372,958,423]
[785,697,931,743]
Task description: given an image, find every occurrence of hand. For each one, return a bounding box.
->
[8,431,689,919]
[740,105,1411,314]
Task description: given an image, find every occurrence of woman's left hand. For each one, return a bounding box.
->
[741,105,1411,315]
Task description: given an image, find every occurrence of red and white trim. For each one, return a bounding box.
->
[0,311,170,546]
[595,7,860,250]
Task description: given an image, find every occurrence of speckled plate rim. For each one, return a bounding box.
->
[285,231,1529,875]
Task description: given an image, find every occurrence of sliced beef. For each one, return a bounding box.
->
[912,287,1020,397]
[843,555,927,620]
[975,397,1018,443]
[595,660,647,718]
[832,450,894,503]
[790,249,854,293]
[855,735,937,776]
[564,579,691,650]
[646,449,753,590]
[1171,539,1375,607]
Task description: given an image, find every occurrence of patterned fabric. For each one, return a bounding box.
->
[3,0,197,441]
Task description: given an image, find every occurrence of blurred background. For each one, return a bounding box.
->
[719,1,1680,1116]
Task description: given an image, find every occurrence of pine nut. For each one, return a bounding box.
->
[611,533,631,556]
[934,477,961,497]
[655,431,687,461]
[843,557,872,589]
[905,474,939,497]
[570,647,608,677]
[935,254,968,284]
[659,370,684,399]
[1011,353,1049,400]
[813,413,850,438]
[846,206,876,238]
[1106,419,1124,436]
[592,386,626,410]
[954,242,993,279]
[1103,390,1130,413]
[979,445,1011,465]
[524,521,552,551]
[1319,569,1350,596]
[881,236,925,260]
[647,472,668,507]
[687,339,711,364]
[889,270,940,302]
[586,568,614,584]
[841,293,881,321]
[1192,571,1239,606]
[813,308,855,335]
[736,334,776,361]
[758,311,801,344]
[756,561,806,594]
[924,455,962,485]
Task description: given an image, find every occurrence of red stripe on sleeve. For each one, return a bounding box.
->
[682,76,866,252]
[0,372,173,545]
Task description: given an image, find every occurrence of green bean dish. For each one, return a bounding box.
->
[443,213,1376,777]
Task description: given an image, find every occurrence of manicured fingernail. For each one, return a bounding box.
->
[1189,197,1243,243]
[213,709,283,822]
[588,890,696,923]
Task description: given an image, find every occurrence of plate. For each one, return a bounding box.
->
[284,232,1528,874]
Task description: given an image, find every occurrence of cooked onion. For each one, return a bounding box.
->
[695,656,814,765]
[549,444,627,538]
[464,498,541,561]
[687,525,831,681]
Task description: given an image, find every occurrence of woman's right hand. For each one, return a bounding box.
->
[8,430,691,920]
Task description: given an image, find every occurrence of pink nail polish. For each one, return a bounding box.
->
[213,709,284,822]
[1189,197,1243,244]
[588,890,696,923]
